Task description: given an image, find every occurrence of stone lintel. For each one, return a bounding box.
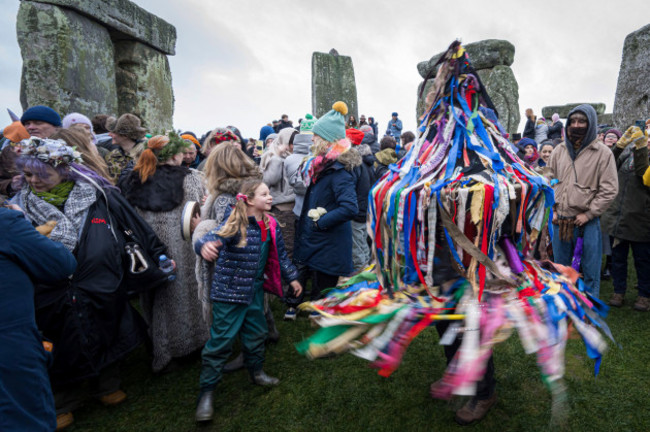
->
[20,0,176,55]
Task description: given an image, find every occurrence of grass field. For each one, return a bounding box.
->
[65,271,649,432]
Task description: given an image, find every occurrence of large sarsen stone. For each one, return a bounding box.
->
[312,51,358,121]
[613,23,650,130]
[476,66,520,135]
[17,1,118,117]
[23,0,176,54]
[418,39,515,78]
[114,40,174,131]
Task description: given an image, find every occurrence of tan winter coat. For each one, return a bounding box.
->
[548,139,618,220]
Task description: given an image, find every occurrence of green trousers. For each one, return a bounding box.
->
[199,285,268,391]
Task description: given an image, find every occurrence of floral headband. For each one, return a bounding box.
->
[20,137,83,167]
[212,129,240,145]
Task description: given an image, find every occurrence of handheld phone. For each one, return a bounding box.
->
[635,120,646,129]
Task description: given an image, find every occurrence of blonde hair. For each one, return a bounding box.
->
[50,128,113,183]
[204,144,260,197]
[310,134,331,156]
[216,180,268,247]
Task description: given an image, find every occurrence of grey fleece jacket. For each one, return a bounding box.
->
[284,133,311,216]
[263,154,295,205]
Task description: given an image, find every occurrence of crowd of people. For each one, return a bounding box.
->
[1,99,649,430]
[512,106,650,310]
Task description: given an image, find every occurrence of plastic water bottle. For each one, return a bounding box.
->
[159,255,176,281]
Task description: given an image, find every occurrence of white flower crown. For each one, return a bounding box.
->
[20,137,83,167]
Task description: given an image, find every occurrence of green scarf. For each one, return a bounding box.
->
[34,181,75,208]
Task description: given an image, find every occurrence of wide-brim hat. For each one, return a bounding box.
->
[107,113,147,141]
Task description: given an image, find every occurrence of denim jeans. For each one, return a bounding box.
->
[611,239,650,298]
[551,217,602,298]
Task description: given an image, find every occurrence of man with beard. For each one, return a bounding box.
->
[548,104,618,298]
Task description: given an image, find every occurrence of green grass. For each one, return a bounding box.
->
[67,267,649,432]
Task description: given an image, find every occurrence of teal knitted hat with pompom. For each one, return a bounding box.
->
[312,102,348,142]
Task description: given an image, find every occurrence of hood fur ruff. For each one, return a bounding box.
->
[338,147,362,171]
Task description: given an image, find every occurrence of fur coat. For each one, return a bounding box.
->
[123,167,208,372]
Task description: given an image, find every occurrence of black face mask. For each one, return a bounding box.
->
[568,126,588,144]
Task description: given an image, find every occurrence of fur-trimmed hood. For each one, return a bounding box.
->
[338,147,362,171]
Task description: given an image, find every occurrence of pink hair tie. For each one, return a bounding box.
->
[235,193,247,202]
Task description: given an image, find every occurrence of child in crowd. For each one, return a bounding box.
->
[193,180,302,422]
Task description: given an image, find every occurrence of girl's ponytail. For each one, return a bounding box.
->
[216,180,264,247]
[134,135,169,183]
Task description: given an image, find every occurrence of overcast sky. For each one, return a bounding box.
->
[1,0,649,139]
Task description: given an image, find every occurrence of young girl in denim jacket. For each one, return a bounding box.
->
[193,180,302,422]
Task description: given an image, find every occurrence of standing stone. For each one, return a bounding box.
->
[416,80,436,124]
[114,40,174,131]
[613,23,650,130]
[476,66,520,134]
[17,1,118,117]
[417,40,520,134]
[312,51,358,121]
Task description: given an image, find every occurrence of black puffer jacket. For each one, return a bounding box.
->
[353,146,376,222]
[34,189,166,386]
[523,117,536,140]
[602,145,650,242]
[548,121,563,140]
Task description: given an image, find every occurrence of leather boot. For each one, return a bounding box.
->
[195,391,214,422]
[454,393,497,425]
[56,412,74,430]
[223,352,244,373]
[250,370,279,386]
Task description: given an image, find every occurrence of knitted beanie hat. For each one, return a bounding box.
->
[181,133,201,148]
[360,125,373,134]
[300,113,317,134]
[62,112,94,132]
[312,102,347,142]
[21,105,62,127]
[345,128,365,146]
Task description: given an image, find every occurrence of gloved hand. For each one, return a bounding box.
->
[631,126,648,150]
[616,126,637,149]
[307,207,327,221]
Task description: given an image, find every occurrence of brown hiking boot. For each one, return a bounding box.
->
[633,296,650,312]
[609,293,624,307]
[455,393,497,425]
[99,390,127,406]
[56,412,74,430]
